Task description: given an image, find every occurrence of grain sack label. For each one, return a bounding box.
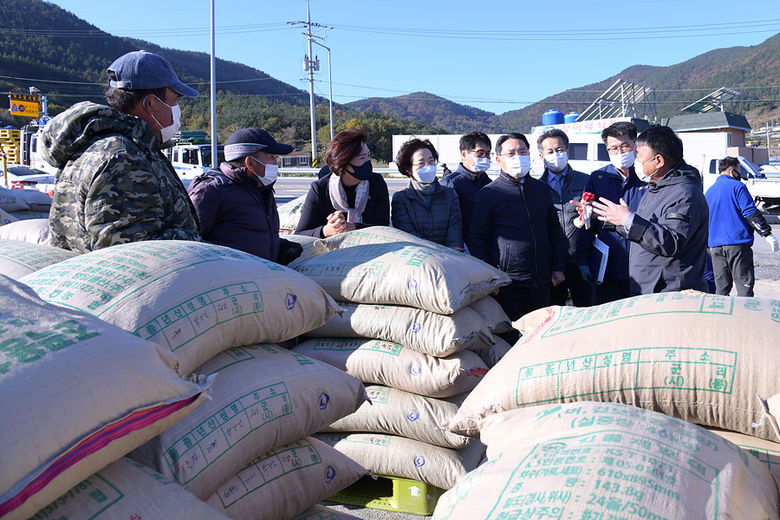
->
[297,257,385,279]
[324,465,336,484]
[28,474,123,520]
[134,282,263,352]
[318,392,330,410]
[163,381,293,484]
[541,294,735,338]
[312,338,403,356]
[0,315,100,374]
[22,241,259,314]
[0,241,73,272]
[472,420,733,518]
[366,385,391,404]
[514,347,737,406]
[213,440,322,508]
[285,292,297,310]
[340,433,392,447]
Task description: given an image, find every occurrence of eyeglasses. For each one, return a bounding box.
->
[413,158,437,169]
[469,149,491,158]
[500,150,530,158]
[606,144,634,154]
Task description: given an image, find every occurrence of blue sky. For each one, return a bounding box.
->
[48,0,780,114]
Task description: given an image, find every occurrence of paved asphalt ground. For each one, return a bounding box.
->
[272,177,780,519]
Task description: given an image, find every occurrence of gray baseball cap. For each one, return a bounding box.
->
[107,50,199,97]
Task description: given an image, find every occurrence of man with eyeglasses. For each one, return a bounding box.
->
[537,128,594,307]
[469,133,567,322]
[573,121,647,303]
[591,126,708,295]
[43,50,200,252]
[441,132,494,243]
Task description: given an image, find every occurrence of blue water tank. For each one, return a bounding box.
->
[564,112,580,124]
[542,110,564,126]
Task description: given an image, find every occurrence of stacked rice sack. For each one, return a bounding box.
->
[290,227,513,490]
[16,240,368,520]
[0,275,211,519]
[434,292,780,518]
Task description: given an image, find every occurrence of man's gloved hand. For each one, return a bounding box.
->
[766,234,780,253]
[277,240,304,265]
[578,264,592,283]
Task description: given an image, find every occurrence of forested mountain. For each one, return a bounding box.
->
[345,33,780,133]
[2,0,778,160]
[0,0,444,161]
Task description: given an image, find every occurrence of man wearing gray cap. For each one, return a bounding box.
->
[188,128,303,264]
[42,50,201,252]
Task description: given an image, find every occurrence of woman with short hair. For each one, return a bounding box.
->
[391,138,463,250]
[295,129,390,237]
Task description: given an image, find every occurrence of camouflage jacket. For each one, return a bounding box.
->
[41,102,200,252]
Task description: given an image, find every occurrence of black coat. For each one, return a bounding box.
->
[294,172,390,237]
[468,172,567,287]
[619,161,709,295]
[188,163,282,261]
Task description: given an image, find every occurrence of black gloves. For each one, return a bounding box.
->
[277,239,303,266]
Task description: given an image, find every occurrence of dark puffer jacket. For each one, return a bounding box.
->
[619,161,709,295]
[468,172,567,287]
[391,180,463,249]
[188,163,285,261]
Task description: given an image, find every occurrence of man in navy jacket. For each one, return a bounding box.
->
[441,132,493,242]
[593,126,708,295]
[575,122,647,303]
[705,156,779,296]
[469,133,567,321]
[188,128,303,264]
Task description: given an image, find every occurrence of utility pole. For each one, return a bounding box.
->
[289,2,332,167]
[209,0,218,167]
[305,0,317,166]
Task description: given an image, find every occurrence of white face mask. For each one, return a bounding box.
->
[544,151,568,172]
[634,158,656,183]
[504,155,531,178]
[250,157,278,186]
[148,95,181,144]
[413,164,437,185]
[610,150,635,170]
[471,156,491,172]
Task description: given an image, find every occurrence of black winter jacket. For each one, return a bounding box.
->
[619,161,709,295]
[468,172,567,287]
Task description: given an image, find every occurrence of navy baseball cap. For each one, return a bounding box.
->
[224,128,294,161]
[107,50,199,97]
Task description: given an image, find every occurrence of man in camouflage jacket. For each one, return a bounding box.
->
[41,51,201,252]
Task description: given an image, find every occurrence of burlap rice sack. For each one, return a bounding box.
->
[0,207,18,225]
[305,302,494,357]
[206,437,367,520]
[0,239,77,279]
[468,296,512,334]
[294,227,510,314]
[315,433,485,490]
[294,505,362,520]
[28,458,229,520]
[21,240,339,376]
[0,276,208,520]
[0,218,50,245]
[450,293,780,440]
[323,384,471,449]
[293,338,488,398]
[707,428,780,487]
[434,401,779,520]
[131,344,367,499]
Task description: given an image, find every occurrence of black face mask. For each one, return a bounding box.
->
[347,160,373,181]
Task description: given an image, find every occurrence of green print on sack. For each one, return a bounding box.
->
[134,282,263,352]
[163,382,292,484]
[28,474,124,520]
[0,316,100,374]
[213,440,323,508]
[515,347,738,406]
[541,293,735,338]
